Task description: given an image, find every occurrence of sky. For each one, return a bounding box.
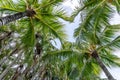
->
[62,0,120,79]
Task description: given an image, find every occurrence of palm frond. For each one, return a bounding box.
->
[53,7,71,21]
[71,0,96,21]
[22,18,35,48]
[79,57,100,80]
[74,1,114,46]
[0,0,25,12]
[35,15,66,48]
[98,36,120,51]
[113,0,120,14]
[100,53,120,67]
[35,0,63,11]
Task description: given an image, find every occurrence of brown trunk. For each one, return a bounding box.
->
[91,50,115,80]
[0,9,36,26]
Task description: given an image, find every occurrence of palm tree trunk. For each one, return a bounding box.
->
[0,9,36,26]
[0,31,12,41]
[91,50,115,80]
[0,48,18,67]
[0,52,22,80]
[11,64,23,80]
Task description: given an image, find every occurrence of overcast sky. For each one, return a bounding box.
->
[62,0,120,79]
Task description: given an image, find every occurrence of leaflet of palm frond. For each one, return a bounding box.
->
[39,0,63,7]
[0,0,22,10]
[71,0,96,21]
[114,0,120,14]
[22,20,35,48]
[101,53,120,67]
[82,62,100,79]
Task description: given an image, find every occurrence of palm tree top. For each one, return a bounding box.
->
[25,9,36,17]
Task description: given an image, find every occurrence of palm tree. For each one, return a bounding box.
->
[1,0,120,80]
[0,0,68,79]
[71,0,120,80]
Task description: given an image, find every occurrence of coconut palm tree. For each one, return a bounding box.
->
[0,0,68,79]
[1,0,120,80]
[72,0,120,80]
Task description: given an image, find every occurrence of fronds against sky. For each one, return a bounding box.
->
[0,0,120,80]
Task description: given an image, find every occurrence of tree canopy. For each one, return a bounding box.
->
[0,0,120,80]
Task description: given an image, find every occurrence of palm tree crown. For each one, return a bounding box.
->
[72,0,120,80]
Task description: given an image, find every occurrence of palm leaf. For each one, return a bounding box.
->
[22,18,35,48]
[100,53,120,67]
